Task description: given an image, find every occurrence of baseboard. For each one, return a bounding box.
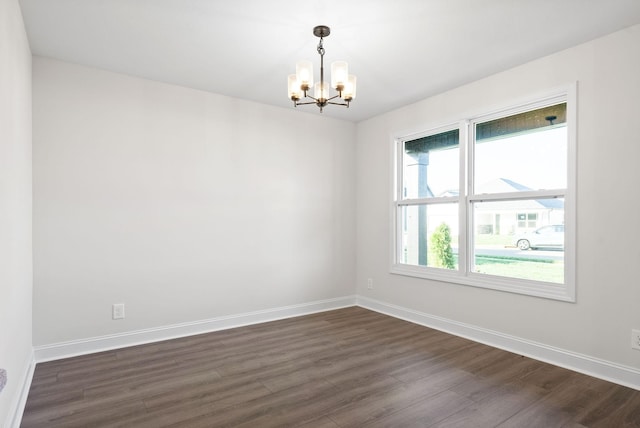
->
[34,295,357,362]
[6,350,35,428]
[357,296,640,391]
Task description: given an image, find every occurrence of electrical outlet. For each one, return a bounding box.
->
[632,329,640,351]
[0,368,7,393]
[367,278,373,290]
[112,303,125,320]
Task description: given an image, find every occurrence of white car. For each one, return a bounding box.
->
[515,225,564,250]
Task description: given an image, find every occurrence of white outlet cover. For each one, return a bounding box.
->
[632,329,640,350]
[112,303,125,320]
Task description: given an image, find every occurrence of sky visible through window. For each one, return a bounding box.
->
[427,127,567,195]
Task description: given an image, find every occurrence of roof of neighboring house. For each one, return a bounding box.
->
[475,178,564,210]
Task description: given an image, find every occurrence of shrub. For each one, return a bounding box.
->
[429,223,455,269]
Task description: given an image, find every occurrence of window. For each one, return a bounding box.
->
[399,128,460,269]
[517,213,538,229]
[392,87,575,301]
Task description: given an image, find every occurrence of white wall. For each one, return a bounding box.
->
[356,25,640,370]
[0,0,33,424]
[32,58,356,346]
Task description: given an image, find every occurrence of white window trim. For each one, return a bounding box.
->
[390,84,577,302]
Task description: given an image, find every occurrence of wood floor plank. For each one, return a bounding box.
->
[578,386,640,427]
[363,389,475,428]
[21,307,640,427]
[161,379,339,428]
[437,381,548,427]
[228,375,403,428]
[327,366,475,427]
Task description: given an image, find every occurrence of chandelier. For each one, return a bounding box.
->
[288,25,357,112]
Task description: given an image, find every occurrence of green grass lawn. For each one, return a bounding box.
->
[473,255,563,283]
[437,233,563,283]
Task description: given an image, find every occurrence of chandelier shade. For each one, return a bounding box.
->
[330,61,348,91]
[296,60,314,90]
[288,25,356,112]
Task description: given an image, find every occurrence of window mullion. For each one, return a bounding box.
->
[459,120,470,277]
[469,189,566,202]
[398,197,459,206]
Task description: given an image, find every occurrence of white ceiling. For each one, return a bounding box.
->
[19,0,640,122]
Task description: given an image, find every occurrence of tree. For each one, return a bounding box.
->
[429,223,455,269]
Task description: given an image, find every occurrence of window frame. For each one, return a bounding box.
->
[391,85,576,302]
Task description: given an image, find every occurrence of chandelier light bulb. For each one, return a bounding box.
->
[314,81,329,103]
[295,60,314,91]
[288,74,301,101]
[331,61,348,91]
[343,74,357,101]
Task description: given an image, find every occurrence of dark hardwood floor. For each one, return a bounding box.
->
[22,307,640,427]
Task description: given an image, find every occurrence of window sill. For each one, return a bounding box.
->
[390,263,575,302]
